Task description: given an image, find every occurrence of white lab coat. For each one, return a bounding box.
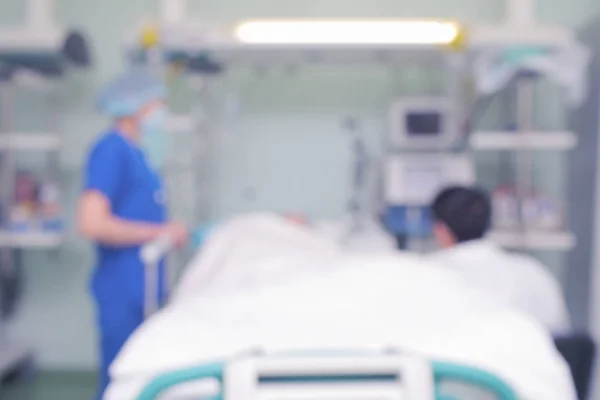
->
[430,239,571,335]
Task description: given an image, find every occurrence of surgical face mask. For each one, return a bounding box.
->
[139,106,170,171]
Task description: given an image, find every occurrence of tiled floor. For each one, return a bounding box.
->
[0,371,97,400]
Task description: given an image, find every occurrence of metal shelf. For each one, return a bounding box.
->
[0,231,64,248]
[0,133,60,151]
[125,20,576,67]
[470,131,577,150]
[489,230,576,251]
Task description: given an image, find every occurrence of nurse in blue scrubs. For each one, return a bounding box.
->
[76,70,189,398]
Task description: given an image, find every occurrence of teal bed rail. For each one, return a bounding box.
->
[432,361,519,400]
[136,358,519,400]
[137,361,224,400]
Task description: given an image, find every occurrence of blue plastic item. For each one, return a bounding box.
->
[190,223,217,250]
[40,219,64,232]
[135,357,519,400]
[9,222,29,232]
[384,205,433,237]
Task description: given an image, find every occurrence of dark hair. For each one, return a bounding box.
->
[431,186,492,243]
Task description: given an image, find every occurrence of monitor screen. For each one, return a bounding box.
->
[405,111,442,136]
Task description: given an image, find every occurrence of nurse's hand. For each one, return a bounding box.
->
[164,221,189,249]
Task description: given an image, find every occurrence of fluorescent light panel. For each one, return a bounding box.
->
[234,19,460,45]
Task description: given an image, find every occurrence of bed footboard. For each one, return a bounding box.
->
[134,354,518,400]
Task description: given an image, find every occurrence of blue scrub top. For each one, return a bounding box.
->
[84,131,168,310]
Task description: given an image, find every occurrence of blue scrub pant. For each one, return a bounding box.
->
[95,297,144,400]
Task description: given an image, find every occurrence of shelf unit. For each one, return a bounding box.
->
[0,231,63,248]
[0,132,61,151]
[488,230,576,251]
[0,78,63,384]
[470,130,577,151]
[470,80,576,252]
[0,101,65,247]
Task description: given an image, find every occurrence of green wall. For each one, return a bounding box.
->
[2,0,598,370]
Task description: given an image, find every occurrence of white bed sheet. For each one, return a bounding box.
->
[106,214,576,400]
[172,213,343,303]
[313,217,398,253]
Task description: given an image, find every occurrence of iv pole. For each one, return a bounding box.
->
[342,117,370,242]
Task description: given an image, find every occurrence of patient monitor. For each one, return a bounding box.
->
[383,98,475,246]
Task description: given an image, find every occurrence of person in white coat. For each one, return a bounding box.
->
[429,186,571,334]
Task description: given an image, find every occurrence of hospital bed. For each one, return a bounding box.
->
[115,216,575,400]
[132,234,521,400]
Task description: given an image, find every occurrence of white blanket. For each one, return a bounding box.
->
[173,213,343,302]
[107,214,576,400]
[313,217,398,253]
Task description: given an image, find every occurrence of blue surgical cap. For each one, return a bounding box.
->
[96,70,166,117]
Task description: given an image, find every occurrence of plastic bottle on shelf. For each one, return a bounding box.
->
[38,181,63,232]
[535,194,562,230]
[521,190,539,230]
[9,206,31,232]
[9,172,39,232]
[492,186,519,230]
